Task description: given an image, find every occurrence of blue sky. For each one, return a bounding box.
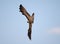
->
[0,0,60,44]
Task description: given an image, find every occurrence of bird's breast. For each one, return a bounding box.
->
[29,17,34,23]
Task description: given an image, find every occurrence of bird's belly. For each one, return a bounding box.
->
[29,17,33,23]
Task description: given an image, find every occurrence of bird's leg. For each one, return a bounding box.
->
[27,21,29,23]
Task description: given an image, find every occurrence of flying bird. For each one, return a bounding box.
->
[19,4,34,40]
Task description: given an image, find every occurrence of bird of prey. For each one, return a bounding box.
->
[19,4,34,40]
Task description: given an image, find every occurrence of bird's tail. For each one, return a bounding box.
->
[28,28,31,40]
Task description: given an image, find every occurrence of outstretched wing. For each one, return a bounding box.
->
[28,23,32,40]
[19,4,30,20]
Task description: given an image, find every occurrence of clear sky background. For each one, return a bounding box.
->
[0,0,60,44]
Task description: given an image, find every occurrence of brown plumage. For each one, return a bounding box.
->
[19,4,34,40]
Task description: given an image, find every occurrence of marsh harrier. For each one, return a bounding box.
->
[19,4,34,40]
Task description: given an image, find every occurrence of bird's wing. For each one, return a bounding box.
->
[19,4,30,20]
[28,23,32,40]
[32,13,34,23]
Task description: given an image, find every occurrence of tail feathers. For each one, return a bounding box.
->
[28,28,31,40]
